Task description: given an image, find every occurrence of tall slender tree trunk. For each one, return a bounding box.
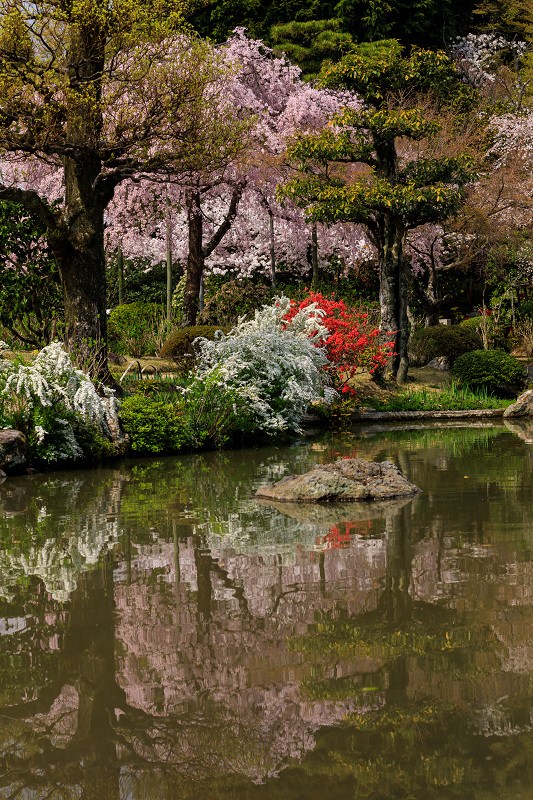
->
[268,207,276,289]
[117,246,125,305]
[166,192,173,323]
[311,222,319,287]
[378,216,409,383]
[183,190,203,327]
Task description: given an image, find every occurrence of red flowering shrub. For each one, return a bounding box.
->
[284,291,395,395]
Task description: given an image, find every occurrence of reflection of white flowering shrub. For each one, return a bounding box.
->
[0,519,120,602]
[0,342,119,462]
[191,297,336,433]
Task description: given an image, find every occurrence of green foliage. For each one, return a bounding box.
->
[453,349,525,395]
[107,301,164,357]
[460,314,510,351]
[191,0,476,52]
[179,367,256,447]
[0,201,63,348]
[107,256,183,306]
[197,278,272,326]
[119,395,190,454]
[368,380,509,410]
[270,19,353,77]
[409,324,483,366]
[159,324,225,365]
[518,298,533,319]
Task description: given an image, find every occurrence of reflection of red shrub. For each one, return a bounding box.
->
[315,519,375,551]
[284,291,395,395]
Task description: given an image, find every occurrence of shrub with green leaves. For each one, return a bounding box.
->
[197,278,271,326]
[409,324,482,367]
[518,299,533,320]
[159,325,225,366]
[452,349,525,396]
[107,302,164,357]
[459,315,509,351]
[119,395,190,454]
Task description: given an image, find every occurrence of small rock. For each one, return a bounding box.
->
[427,356,450,371]
[255,458,420,503]
[0,430,29,475]
[503,389,533,418]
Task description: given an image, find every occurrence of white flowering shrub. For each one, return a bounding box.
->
[0,341,119,463]
[190,296,337,433]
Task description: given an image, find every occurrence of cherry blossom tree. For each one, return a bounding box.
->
[105,29,368,324]
[0,1,250,376]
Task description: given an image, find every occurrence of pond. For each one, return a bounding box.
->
[2,420,533,799]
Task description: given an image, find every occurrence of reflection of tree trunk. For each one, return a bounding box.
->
[381,505,412,707]
[381,504,412,625]
[194,539,213,622]
[63,559,123,799]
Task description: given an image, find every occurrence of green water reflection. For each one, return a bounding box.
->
[1,422,533,799]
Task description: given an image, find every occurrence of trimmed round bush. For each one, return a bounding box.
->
[107,302,163,357]
[409,324,482,367]
[159,325,225,366]
[197,278,271,326]
[452,349,525,396]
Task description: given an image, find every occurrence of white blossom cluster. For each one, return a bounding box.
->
[451,33,528,88]
[0,342,119,461]
[191,297,337,433]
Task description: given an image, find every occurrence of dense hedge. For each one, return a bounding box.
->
[409,324,482,367]
[452,349,525,396]
[119,395,190,453]
[159,325,225,365]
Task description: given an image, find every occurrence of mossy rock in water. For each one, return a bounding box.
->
[453,349,525,397]
[409,324,482,367]
[159,325,225,366]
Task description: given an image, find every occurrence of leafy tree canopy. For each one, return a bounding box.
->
[191,0,478,53]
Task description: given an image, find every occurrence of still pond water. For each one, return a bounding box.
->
[2,421,533,799]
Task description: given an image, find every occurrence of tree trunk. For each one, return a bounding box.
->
[50,198,109,379]
[378,217,409,383]
[117,246,125,305]
[268,207,276,289]
[182,190,203,327]
[311,222,319,287]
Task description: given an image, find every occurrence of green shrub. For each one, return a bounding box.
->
[518,299,533,320]
[409,324,482,367]
[159,325,225,366]
[197,278,271,326]
[119,395,190,454]
[459,315,509,351]
[452,349,525,396]
[107,302,164,357]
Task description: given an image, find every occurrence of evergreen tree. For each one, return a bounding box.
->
[280,41,474,382]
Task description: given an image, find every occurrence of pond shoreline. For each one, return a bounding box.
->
[0,407,511,480]
[345,407,505,422]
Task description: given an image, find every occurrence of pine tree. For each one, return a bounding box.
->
[280,41,474,382]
